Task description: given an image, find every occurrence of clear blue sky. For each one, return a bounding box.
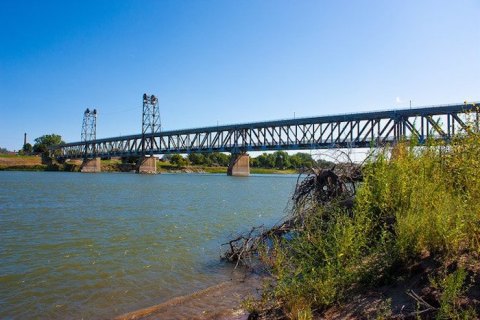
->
[1,0,479,151]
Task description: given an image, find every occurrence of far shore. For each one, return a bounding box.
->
[0,154,298,175]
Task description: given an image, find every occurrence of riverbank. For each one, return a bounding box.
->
[0,155,297,174]
[0,154,47,171]
[233,134,480,319]
[114,275,263,320]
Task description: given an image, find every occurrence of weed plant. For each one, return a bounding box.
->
[263,127,480,318]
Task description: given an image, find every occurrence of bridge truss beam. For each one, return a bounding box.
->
[53,103,479,160]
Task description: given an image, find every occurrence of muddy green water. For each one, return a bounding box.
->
[0,171,297,319]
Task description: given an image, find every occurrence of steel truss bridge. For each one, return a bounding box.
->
[52,103,478,160]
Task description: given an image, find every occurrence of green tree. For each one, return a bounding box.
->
[203,155,213,166]
[121,156,139,164]
[170,154,188,167]
[188,152,206,165]
[317,158,335,169]
[161,154,173,162]
[250,157,259,167]
[22,143,33,154]
[208,152,230,166]
[256,153,275,168]
[33,134,64,154]
[290,152,315,169]
[273,151,290,169]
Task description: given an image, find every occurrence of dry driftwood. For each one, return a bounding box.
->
[221,164,362,267]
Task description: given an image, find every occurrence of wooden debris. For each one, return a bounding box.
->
[221,165,362,267]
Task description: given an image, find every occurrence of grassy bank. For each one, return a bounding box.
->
[0,155,296,174]
[0,164,48,171]
[157,161,296,174]
[0,155,46,171]
[249,132,480,319]
[251,168,296,174]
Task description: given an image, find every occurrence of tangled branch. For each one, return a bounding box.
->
[221,156,363,267]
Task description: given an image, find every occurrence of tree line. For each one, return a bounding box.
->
[0,134,66,155]
[19,134,64,155]
[163,152,231,167]
[164,151,333,170]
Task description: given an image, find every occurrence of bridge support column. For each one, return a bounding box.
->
[227,153,250,176]
[81,158,101,173]
[137,156,157,174]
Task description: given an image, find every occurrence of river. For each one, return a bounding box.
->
[0,171,297,319]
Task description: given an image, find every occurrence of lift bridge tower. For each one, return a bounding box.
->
[141,93,161,155]
[81,108,97,143]
[80,108,100,172]
[138,93,161,173]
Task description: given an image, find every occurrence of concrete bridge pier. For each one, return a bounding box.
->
[137,156,157,174]
[81,158,101,173]
[227,153,250,176]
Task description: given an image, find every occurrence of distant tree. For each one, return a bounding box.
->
[188,153,206,165]
[184,152,230,166]
[22,143,33,154]
[255,153,266,168]
[250,152,318,170]
[33,134,64,154]
[249,157,259,167]
[202,155,213,166]
[0,147,9,154]
[207,152,230,166]
[256,153,275,168]
[316,158,335,169]
[289,154,301,168]
[161,154,173,162]
[289,152,315,169]
[121,156,139,164]
[170,154,188,167]
[273,151,290,170]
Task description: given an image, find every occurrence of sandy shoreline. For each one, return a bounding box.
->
[114,275,262,320]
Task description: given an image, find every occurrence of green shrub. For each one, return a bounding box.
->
[431,268,476,319]
[265,128,480,316]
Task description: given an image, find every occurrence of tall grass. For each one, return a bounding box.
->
[264,129,480,318]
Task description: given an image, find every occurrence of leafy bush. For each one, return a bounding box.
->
[430,268,476,319]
